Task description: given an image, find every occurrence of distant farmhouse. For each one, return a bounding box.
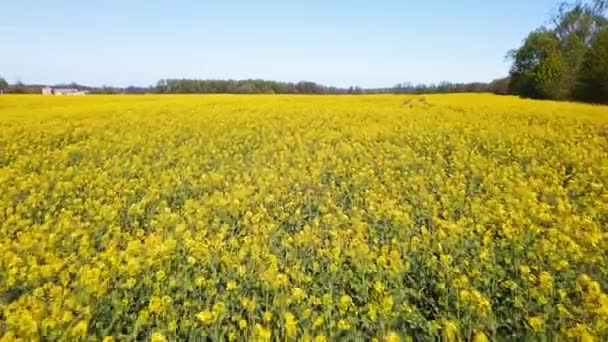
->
[42,87,87,95]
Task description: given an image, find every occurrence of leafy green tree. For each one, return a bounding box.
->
[509,0,607,101]
[535,52,571,99]
[553,1,606,43]
[575,27,608,103]
[555,1,607,93]
[0,77,8,94]
[488,77,511,95]
[509,30,570,99]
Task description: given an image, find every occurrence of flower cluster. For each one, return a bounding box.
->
[1,94,607,340]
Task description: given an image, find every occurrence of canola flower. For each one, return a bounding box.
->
[0,94,607,340]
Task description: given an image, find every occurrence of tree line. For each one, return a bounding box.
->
[156,79,363,94]
[0,78,505,95]
[391,81,504,94]
[509,0,608,103]
[154,79,504,95]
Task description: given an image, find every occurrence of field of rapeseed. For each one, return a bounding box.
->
[1,94,607,341]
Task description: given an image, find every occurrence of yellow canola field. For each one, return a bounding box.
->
[0,94,607,341]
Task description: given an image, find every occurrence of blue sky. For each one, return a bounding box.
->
[0,0,562,88]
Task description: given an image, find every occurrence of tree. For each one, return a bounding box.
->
[509,0,608,101]
[554,1,607,92]
[552,1,606,43]
[490,77,511,95]
[509,29,570,99]
[575,26,608,103]
[0,77,8,94]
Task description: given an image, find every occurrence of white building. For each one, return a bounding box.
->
[42,87,87,95]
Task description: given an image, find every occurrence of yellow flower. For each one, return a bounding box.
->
[195,276,206,287]
[196,310,215,325]
[519,265,531,276]
[566,324,594,341]
[442,320,459,342]
[240,297,256,312]
[580,332,595,342]
[263,311,273,323]
[148,296,163,314]
[472,331,488,342]
[284,312,297,337]
[527,316,544,332]
[337,319,351,330]
[373,281,385,294]
[381,295,394,314]
[314,336,328,342]
[150,332,167,342]
[385,331,400,342]
[556,259,569,270]
[125,277,137,289]
[470,290,491,315]
[538,272,553,290]
[313,316,324,329]
[459,289,471,302]
[213,302,226,315]
[367,304,378,321]
[166,320,176,331]
[238,319,248,331]
[254,324,272,341]
[338,295,353,314]
[227,280,237,290]
[138,309,150,324]
[291,287,307,301]
[71,320,88,337]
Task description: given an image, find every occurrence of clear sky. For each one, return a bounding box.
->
[0,0,563,88]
